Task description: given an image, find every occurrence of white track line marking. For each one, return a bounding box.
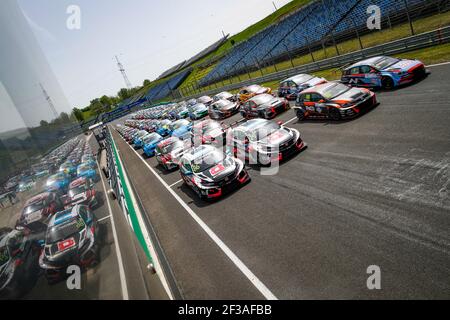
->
[116,133,278,300]
[283,116,298,126]
[98,215,111,223]
[427,61,450,68]
[98,160,129,300]
[169,179,183,188]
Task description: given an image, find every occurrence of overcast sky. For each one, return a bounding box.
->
[16,0,292,111]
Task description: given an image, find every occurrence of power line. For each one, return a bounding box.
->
[115,55,133,89]
[39,82,58,118]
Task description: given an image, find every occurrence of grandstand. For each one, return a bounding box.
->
[156,34,229,80]
[200,0,436,86]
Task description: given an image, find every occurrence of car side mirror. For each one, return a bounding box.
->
[318,99,326,103]
[277,121,283,126]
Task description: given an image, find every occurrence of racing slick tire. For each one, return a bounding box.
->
[296,108,306,121]
[382,76,394,89]
[329,108,341,121]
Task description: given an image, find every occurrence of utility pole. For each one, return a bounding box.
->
[272,1,278,12]
[39,82,58,118]
[115,55,133,89]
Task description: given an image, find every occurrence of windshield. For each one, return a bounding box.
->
[68,185,86,197]
[247,85,261,92]
[24,202,44,214]
[296,74,313,83]
[252,94,274,105]
[214,100,230,108]
[249,122,280,141]
[193,104,206,111]
[373,56,400,70]
[172,120,189,130]
[317,83,350,99]
[46,217,85,244]
[78,165,91,172]
[191,150,225,173]
[0,246,10,267]
[157,140,184,154]
[144,134,160,144]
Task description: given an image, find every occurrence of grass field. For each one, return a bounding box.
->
[196,10,450,93]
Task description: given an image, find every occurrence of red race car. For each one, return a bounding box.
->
[63,177,98,209]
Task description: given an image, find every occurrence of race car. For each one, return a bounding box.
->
[196,95,214,106]
[191,119,226,146]
[278,74,327,100]
[294,82,378,121]
[132,130,150,147]
[341,55,427,89]
[179,145,250,200]
[39,205,99,284]
[142,132,164,157]
[77,163,97,181]
[46,173,70,193]
[228,118,306,165]
[155,137,188,171]
[213,91,236,102]
[17,177,36,193]
[63,178,97,209]
[209,99,240,120]
[59,162,77,177]
[240,94,290,119]
[156,119,172,137]
[16,192,64,233]
[237,84,272,103]
[189,103,209,120]
[170,119,193,139]
[175,105,190,119]
[187,98,197,107]
[0,229,41,299]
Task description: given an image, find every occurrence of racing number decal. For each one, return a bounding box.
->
[209,164,226,176]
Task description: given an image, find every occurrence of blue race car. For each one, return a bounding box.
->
[59,162,77,177]
[189,103,209,120]
[341,56,427,89]
[77,163,97,180]
[143,133,164,157]
[156,120,172,137]
[169,119,193,139]
[46,173,70,192]
[132,130,150,148]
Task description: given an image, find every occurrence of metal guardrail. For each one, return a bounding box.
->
[179,26,450,100]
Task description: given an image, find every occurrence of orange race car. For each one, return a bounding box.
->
[294,82,378,121]
[237,84,272,103]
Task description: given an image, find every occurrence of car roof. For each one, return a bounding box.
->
[69,177,87,188]
[25,192,50,205]
[236,118,269,131]
[345,56,386,69]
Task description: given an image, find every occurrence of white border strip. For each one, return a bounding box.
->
[116,132,278,300]
[97,159,129,300]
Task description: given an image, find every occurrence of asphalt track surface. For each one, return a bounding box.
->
[111,63,450,300]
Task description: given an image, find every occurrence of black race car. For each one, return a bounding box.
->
[228,119,306,165]
[39,205,99,284]
[0,228,41,299]
[179,145,250,200]
[240,94,290,119]
[209,99,240,120]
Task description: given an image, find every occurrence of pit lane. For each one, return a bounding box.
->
[111,63,450,299]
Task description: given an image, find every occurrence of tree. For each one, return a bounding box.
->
[40,120,49,127]
[72,108,84,122]
[118,88,131,101]
[91,101,104,116]
[143,79,151,87]
[59,112,70,123]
